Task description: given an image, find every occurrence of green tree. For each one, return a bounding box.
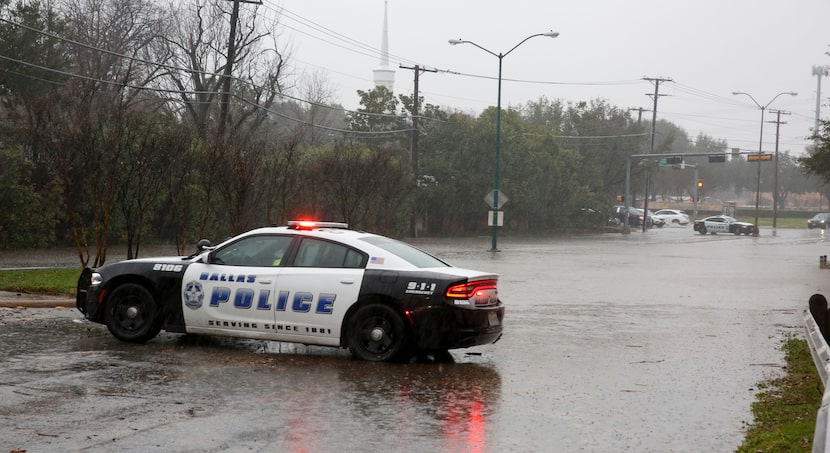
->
[523,98,648,199]
[801,119,830,182]
[0,0,70,110]
[114,113,192,258]
[759,151,818,209]
[0,146,59,247]
[417,111,480,234]
[346,85,400,132]
[26,0,172,266]
[309,142,411,235]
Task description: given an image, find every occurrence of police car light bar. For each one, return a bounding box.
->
[287,220,349,230]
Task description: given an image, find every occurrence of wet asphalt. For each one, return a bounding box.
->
[0,226,827,452]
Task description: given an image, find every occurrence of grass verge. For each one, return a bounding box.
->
[737,337,822,452]
[0,268,80,296]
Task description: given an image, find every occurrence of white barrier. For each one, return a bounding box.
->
[803,308,830,453]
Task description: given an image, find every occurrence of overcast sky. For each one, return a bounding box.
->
[271,0,829,157]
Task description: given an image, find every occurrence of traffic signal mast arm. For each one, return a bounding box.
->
[630,151,759,160]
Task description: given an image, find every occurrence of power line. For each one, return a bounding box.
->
[0,16,411,121]
[0,54,414,136]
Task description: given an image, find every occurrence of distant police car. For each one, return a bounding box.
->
[693,215,755,235]
[76,221,504,362]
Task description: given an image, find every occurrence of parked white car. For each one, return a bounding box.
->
[653,209,690,225]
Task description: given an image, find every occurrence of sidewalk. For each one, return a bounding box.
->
[0,291,75,308]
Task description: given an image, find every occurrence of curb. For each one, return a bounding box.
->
[0,299,75,308]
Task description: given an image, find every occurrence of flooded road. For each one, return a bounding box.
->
[2,227,828,452]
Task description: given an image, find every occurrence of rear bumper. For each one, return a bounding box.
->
[409,303,504,351]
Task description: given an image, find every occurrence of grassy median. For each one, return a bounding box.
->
[0,268,80,296]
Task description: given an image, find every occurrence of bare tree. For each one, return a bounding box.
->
[157,0,290,143]
[35,0,171,266]
[288,70,344,147]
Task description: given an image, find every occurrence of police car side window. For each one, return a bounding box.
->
[343,249,365,268]
[294,238,366,268]
[213,235,292,267]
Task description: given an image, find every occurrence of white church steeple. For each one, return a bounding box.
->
[372,1,395,90]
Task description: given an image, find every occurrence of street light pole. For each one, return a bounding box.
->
[450,31,559,251]
[731,91,796,234]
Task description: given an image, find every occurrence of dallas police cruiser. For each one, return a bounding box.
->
[76,221,504,362]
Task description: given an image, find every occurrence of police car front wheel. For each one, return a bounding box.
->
[347,304,410,362]
[105,283,163,343]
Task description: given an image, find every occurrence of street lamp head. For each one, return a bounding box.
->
[787,91,797,96]
[543,31,560,38]
[448,39,464,45]
[731,91,744,95]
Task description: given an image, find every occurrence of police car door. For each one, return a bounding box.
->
[707,217,728,233]
[273,237,365,347]
[181,235,293,339]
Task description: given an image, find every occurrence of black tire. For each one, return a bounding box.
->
[105,283,162,343]
[699,226,707,235]
[347,304,409,362]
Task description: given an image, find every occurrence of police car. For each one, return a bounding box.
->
[693,215,756,235]
[76,221,504,362]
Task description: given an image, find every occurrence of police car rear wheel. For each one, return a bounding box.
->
[105,283,162,343]
[348,304,409,362]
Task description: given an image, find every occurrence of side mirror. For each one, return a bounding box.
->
[197,238,212,252]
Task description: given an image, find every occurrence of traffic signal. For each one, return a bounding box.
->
[697,180,703,189]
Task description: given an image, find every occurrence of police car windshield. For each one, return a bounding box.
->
[360,236,450,268]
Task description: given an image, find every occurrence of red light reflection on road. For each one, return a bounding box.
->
[440,388,488,452]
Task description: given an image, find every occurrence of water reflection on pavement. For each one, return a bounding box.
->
[1,227,828,452]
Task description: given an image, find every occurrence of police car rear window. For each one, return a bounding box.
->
[359,236,450,268]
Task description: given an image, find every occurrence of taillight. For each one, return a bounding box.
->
[447,280,497,299]
[446,279,498,305]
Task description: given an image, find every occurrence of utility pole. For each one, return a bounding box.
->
[399,64,437,237]
[627,107,651,124]
[813,65,828,143]
[398,65,437,174]
[218,0,261,140]
[768,109,790,236]
[641,76,672,232]
[623,107,650,232]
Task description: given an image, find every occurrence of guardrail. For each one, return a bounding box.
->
[804,294,830,453]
